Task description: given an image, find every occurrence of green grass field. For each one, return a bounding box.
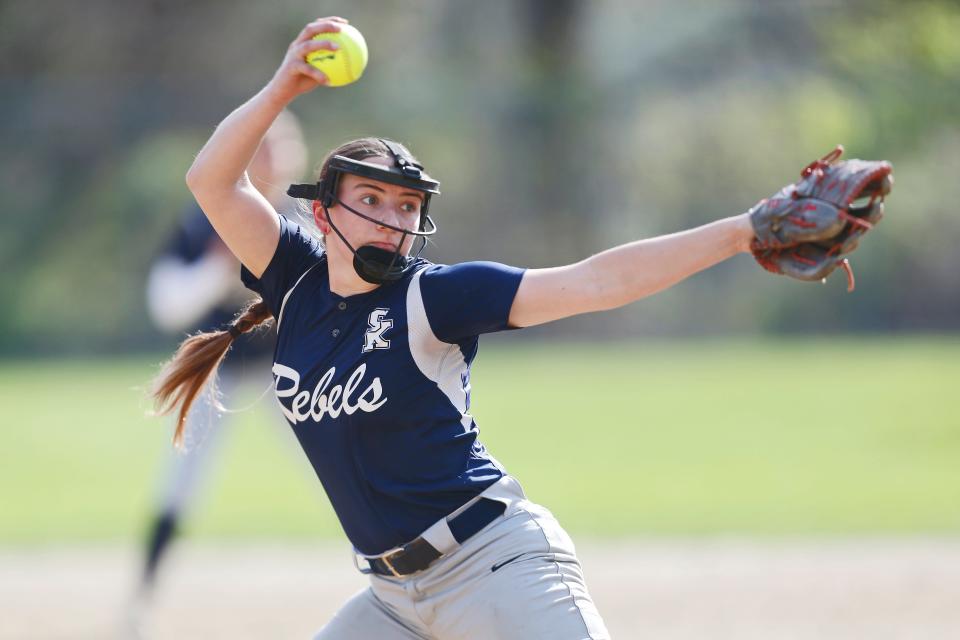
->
[3,337,959,544]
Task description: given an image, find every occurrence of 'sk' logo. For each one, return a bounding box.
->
[363,308,393,353]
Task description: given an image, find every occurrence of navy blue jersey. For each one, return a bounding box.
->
[241,215,525,555]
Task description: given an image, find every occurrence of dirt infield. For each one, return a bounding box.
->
[3,538,960,639]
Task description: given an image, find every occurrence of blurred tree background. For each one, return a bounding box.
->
[1,0,958,355]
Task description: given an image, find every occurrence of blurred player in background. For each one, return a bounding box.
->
[135,111,307,602]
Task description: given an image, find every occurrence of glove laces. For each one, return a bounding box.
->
[800,144,872,290]
[801,145,844,178]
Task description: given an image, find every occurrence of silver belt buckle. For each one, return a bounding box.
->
[352,550,373,575]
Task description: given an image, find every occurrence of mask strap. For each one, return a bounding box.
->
[321,199,414,282]
[321,204,361,257]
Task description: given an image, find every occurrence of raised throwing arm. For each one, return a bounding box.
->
[184,17,345,278]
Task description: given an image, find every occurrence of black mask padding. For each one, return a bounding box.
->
[353,245,412,284]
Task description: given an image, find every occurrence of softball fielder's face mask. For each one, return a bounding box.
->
[287,140,440,284]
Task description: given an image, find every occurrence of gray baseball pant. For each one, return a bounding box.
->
[313,476,610,639]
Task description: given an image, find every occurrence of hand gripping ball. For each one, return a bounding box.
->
[306,24,369,87]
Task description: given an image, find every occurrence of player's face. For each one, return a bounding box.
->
[319,158,424,258]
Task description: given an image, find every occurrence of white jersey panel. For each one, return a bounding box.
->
[406,268,473,430]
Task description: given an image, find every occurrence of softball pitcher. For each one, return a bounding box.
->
[153,16,890,639]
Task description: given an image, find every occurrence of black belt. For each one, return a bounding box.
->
[367,498,505,577]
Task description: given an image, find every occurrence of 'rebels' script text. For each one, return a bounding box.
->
[272,362,387,424]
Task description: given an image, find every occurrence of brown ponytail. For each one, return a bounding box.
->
[152,298,274,447]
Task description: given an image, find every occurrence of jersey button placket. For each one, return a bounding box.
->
[331,301,347,338]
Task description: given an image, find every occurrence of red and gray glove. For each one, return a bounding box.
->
[749,146,893,291]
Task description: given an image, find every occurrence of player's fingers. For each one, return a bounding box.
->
[307,18,345,35]
[293,60,329,86]
[301,16,347,31]
[307,15,348,26]
[294,19,343,44]
[298,38,340,57]
[294,22,315,42]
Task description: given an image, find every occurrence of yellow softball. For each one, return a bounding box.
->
[306,24,369,87]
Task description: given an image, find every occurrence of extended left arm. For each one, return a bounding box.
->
[508,213,755,328]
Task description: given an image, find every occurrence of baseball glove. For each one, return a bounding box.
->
[749,145,893,291]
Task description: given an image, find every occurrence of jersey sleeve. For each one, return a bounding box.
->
[418,261,527,343]
[240,214,324,317]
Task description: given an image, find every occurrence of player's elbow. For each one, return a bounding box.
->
[185,162,206,195]
[185,157,223,197]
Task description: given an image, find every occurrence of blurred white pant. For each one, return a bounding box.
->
[314,478,610,640]
[154,368,283,516]
[153,373,238,517]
